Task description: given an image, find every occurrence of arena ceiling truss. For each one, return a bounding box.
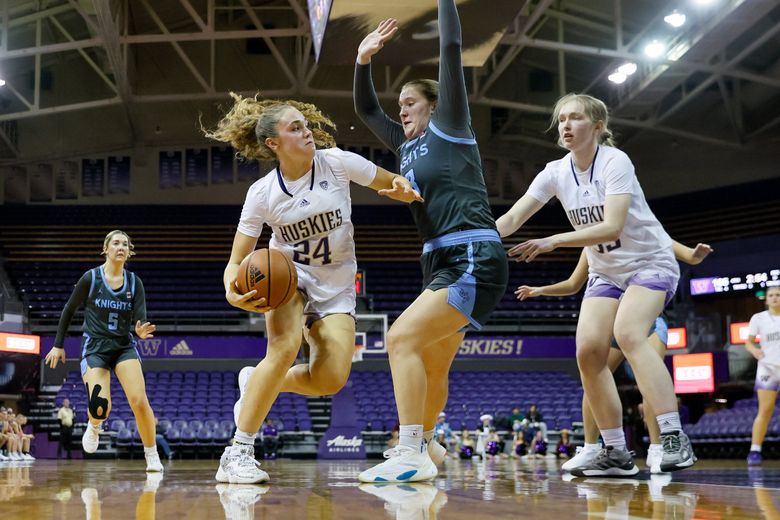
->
[0,0,778,161]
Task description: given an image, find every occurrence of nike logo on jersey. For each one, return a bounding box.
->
[567,205,605,226]
[278,209,344,243]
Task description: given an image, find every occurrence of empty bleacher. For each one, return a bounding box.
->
[54,369,313,457]
[351,370,583,433]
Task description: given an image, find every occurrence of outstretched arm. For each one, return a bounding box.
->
[673,240,713,265]
[53,272,90,348]
[496,194,546,238]
[515,250,589,299]
[433,0,471,136]
[354,19,406,152]
[46,272,91,368]
[132,278,155,339]
[508,194,630,262]
[369,167,424,204]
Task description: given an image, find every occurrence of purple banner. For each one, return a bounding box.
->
[318,383,365,459]
[364,336,576,359]
[41,336,267,359]
[40,335,576,360]
[457,336,575,358]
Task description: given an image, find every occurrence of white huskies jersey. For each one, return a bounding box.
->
[527,145,678,284]
[237,148,377,297]
[750,311,780,366]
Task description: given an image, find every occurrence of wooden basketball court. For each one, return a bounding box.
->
[3,458,778,519]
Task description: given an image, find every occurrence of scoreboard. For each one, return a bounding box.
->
[690,268,780,296]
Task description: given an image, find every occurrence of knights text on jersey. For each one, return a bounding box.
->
[400,122,496,242]
[83,267,138,344]
[527,145,678,282]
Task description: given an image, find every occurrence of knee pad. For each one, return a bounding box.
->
[85,382,109,420]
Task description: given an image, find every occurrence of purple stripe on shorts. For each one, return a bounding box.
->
[583,279,623,300]
[755,381,780,392]
[627,273,678,305]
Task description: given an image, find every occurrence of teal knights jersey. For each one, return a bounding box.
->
[83,267,139,345]
[400,124,496,242]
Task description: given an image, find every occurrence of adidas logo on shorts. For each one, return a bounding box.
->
[299,199,310,207]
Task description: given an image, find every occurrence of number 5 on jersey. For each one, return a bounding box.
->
[294,237,331,265]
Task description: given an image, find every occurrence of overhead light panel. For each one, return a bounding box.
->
[644,40,666,58]
[608,72,627,84]
[664,11,687,27]
[617,62,637,75]
[0,79,5,87]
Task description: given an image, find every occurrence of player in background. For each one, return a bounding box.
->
[203,95,421,484]
[497,93,697,477]
[43,230,161,472]
[517,242,712,473]
[746,286,780,465]
[354,0,508,483]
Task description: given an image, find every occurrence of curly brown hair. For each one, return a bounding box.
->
[202,93,337,161]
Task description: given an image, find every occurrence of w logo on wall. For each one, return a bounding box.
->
[137,339,163,357]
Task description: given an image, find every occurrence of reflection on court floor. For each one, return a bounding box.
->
[1,458,779,519]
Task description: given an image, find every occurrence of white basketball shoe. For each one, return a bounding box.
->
[359,444,437,483]
[81,423,102,454]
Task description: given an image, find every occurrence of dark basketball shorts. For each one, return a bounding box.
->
[79,335,141,376]
[420,229,508,330]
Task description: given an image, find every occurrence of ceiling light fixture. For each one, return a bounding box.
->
[644,40,666,58]
[608,72,627,84]
[617,62,637,75]
[664,11,687,27]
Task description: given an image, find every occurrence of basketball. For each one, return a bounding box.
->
[236,248,297,309]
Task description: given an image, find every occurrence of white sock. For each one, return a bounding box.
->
[233,428,256,446]
[583,442,600,452]
[399,425,424,451]
[649,443,662,452]
[423,429,434,443]
[600,428,626,451]
[143,446,157,456]
[751,444,762,453]
[656,412,682,434]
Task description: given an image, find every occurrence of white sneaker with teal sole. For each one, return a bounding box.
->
[358,444,437,483]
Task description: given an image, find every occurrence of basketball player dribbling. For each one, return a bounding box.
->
[43,230,162,473]
[497,93,697,477]
[745,286,780,465]
[354,0,508,483]
[517,242,712,474]
[203,95,422,484]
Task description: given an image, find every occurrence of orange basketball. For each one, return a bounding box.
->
[236,248,298,309]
